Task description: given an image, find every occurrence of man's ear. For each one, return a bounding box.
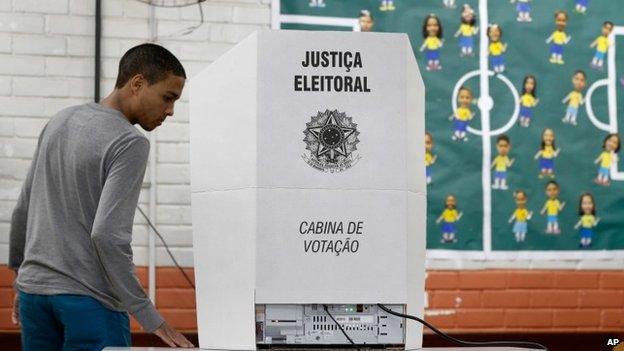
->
[129,74,146,95]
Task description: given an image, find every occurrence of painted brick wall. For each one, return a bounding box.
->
[1,265,623,332]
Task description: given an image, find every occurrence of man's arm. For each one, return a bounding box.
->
[8,167,33,272]
[90,137,162,330]
[90,136,192,347]
[9,127,45,271]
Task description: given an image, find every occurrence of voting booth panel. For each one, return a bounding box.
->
[190,30,426,350]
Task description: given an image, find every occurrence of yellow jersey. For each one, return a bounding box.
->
[515,208,529,222]
[520,93,536,107]
[424,36,442,50]
[541,145,555,159]
[489,42,505,56]
[596,35,609,53]
[600,151,612,168]
[581,214,596,228]
[425,152,433,166]
[567,91,583,108]
[552,30,567,45]
[442,209,459,222]
[459,24,475,36]
[456,107,472,121]
[545,199,561,216]
[493,155,510,171]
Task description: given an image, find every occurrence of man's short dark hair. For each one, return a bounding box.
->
[115,43,186,89]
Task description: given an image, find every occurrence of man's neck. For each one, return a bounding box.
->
[100,90,135,124]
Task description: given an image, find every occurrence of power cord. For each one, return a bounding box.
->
[322,304,360,351]
[377,304,548,350]
[134,0,206,8]
[134,0,206,38]
[136,206,195,289]
[137,206,548,351]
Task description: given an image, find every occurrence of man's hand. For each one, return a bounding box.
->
[154,321,194,348]
[11,291,19,326]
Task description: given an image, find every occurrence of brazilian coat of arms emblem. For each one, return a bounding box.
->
[302,109,361,173]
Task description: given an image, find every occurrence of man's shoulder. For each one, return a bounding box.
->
[49,103,149,152]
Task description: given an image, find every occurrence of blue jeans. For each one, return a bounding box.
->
[19,291,131,351]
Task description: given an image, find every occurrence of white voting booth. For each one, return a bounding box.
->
[189,30,426,350]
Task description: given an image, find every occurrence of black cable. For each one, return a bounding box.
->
[377,304,548,351]
[136,206,195,289]
[94,0,101,102]
[141,0,205,38]
[322,305,361,351]
[134,0,206,8]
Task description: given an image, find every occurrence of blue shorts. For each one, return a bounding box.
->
[490,54,505,67]
[580,227,593,239]
[459,35,473,48]
[494,171,507,180]
[426,49,440,60]
[540,157,554,170]
[513,221,527,233]
[594,51,605,61]
[442,222,456,233]
[517,2,531,12]
[19,291,131,351]
[520,105,533,118]
[567,105,578,116]
[454,118,468,132]
[547,215,558,224]
[551,43,564,55]
[576,0,588,6]
[426,166,432,177]
[599,166,609,176]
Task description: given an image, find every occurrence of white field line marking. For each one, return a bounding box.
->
[280,14,359,31]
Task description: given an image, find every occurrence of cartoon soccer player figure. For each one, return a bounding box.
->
[492,135,514,190]
[436,195,463,243]
[534,128,560,178]
[358,10,375,32]
[590,21,613,70]
[455,4,478,57]
[519,75,539,127]
[420,14,444,71]
[575,193,599,248]
[546,11,571,64]
[309,0,326,8]
[511,0,533,22]
[509,190,533,242]
[594,133,621,186]
[575,0,588,14]
[562,70,586,126]
[450,86,474,141]
[425,131,437,184]
[443,0,456,9]
[380,0,395,11]
[488,24,507,73]
[540,180,565,234]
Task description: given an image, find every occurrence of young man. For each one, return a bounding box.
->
[9,43,193,349]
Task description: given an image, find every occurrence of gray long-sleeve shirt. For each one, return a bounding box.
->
[8,102,163,332]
